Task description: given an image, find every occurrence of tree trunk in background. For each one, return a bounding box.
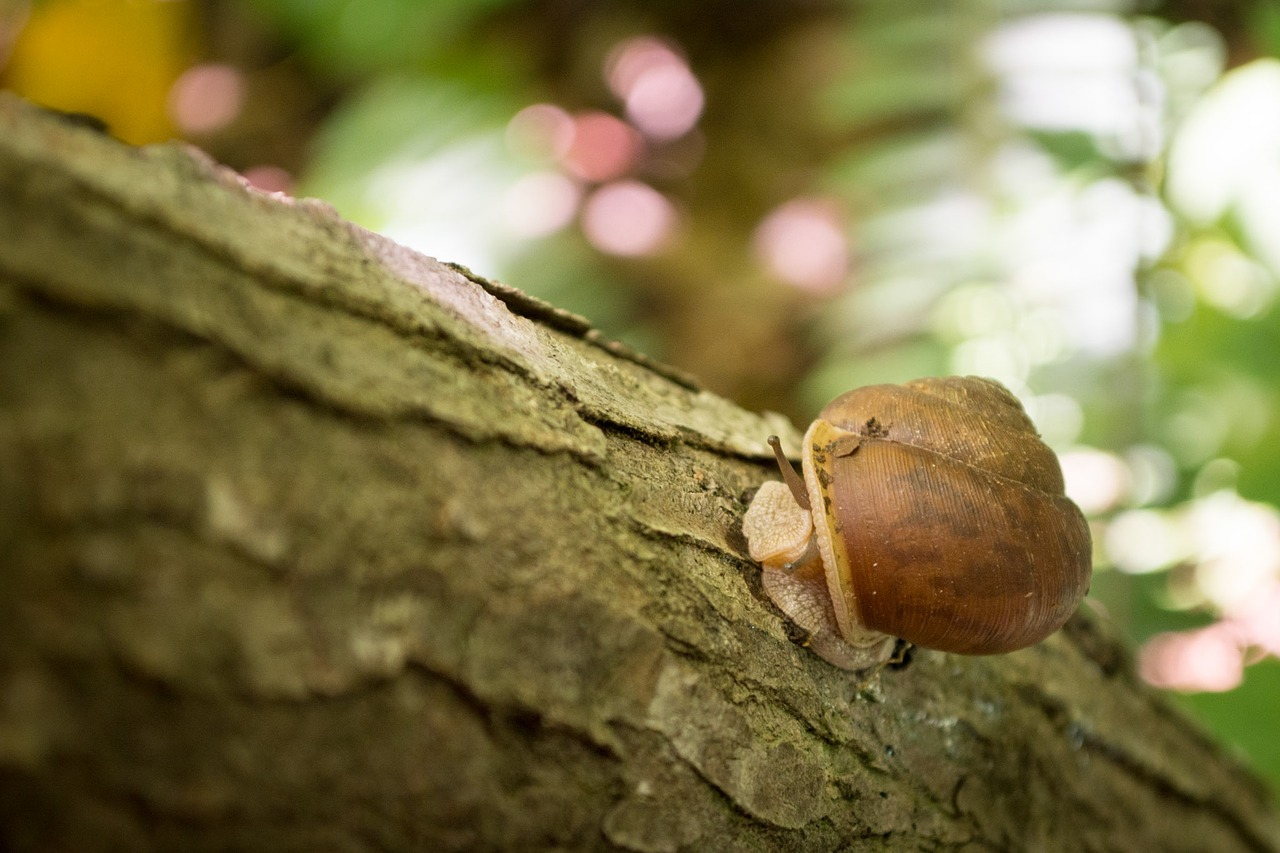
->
[0,94,1276,852]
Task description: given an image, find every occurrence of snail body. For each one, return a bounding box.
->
[742,376,1092,670]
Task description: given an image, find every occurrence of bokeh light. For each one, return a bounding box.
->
[241,165,292,194]
[562,111,641,183]
[1166,60,1280,275]
[984,13,1153,157]
[1141,627,1245,692]
[168,63,243,135]
[753,199,849,294]
[1060,447,1128,515]
[607,36,703,140]
[582,181,675,257]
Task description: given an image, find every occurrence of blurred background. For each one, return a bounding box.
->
[3,0,1278,791]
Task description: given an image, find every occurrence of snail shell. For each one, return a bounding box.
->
[743,376,1092,670]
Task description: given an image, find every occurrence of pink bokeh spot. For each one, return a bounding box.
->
[582,181,675,257]
[606,36,703,141]
[1139,578,1280,693]
[241,165,293,195]
[1139,626,1245,693]
[562,111,641,183]
[754,198,850,294]
[625,64,703,140]
[607,37,683,97]
[168,63,244,135]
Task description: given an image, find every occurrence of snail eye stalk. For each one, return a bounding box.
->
[767,435,810,511]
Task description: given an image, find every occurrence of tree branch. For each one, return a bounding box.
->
[1,94,1276,852]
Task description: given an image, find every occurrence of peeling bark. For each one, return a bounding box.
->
[0,94,1277,852]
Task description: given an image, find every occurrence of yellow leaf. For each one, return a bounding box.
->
[5,0,194,144]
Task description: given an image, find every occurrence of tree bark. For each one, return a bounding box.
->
[0,93,1276,852]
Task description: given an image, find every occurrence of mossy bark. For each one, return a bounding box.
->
[0,95,1276,852]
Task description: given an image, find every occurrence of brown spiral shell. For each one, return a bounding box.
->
[811,376,1092,654]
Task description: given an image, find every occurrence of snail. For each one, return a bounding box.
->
[742,376,1092,670]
